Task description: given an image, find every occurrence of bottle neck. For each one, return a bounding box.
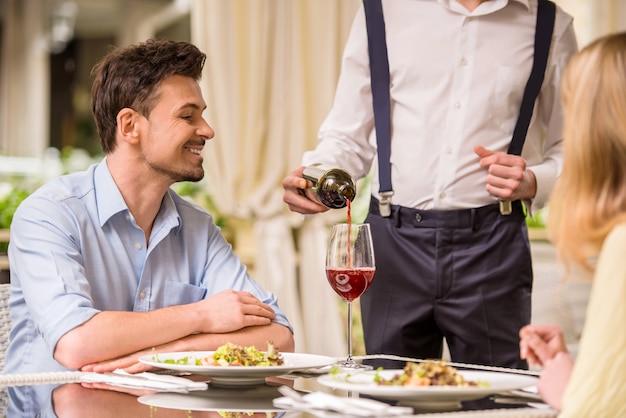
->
[338,184,355,201]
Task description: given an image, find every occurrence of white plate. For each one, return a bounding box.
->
[317,369,538,411]
[139,351,337,387]
[138,384,284,413]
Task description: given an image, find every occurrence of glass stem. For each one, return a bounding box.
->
[347,301,353,361]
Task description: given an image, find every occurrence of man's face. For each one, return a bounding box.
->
[139,75,213,183]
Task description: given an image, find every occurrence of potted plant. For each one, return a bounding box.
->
[0,184,29,283]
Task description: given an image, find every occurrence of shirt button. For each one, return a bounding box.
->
[125,214,130,221]
[446,147,452,154]
[139,291,146,299]
[134,242,142,250]
[439,192,446,199]
[454,101,461,109]
[461,57,468,66]
[415,213,422,223]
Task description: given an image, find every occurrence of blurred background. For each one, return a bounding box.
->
[0,0,624,358]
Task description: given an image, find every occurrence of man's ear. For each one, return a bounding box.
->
[116,108,141,145]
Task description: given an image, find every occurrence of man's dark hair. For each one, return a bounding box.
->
[90,39,207,154]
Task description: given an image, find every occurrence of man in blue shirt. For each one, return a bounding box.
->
[4,39,294,375]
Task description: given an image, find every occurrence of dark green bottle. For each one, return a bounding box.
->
[302,164,356,209]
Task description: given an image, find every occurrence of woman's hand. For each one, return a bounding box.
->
[519,324,568,367]
[519,325,573,411]
[537,351,574,411]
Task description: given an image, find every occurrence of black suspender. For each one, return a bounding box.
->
[508,0,556,155]
[363,0,393,216]
[363,0,557,217]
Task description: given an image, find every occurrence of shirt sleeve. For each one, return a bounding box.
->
[8,193,100,354]
[559,224,626,417]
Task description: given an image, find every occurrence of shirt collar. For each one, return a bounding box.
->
[158,190,183,236]
[94,159,181,233]
[94,158,129,227]
[511,0,531,11]
[437,0,531,15]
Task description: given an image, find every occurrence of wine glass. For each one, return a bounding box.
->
[326,222,376,369]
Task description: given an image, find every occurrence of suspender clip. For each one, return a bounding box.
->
[499,200,512,216]
[379,191,394,217]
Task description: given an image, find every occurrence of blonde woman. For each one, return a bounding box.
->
[519,32,626,416]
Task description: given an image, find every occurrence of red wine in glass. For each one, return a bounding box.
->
[326,222,375,369]
[326,267,375,302]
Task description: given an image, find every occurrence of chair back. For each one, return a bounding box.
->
[0,283,10,372]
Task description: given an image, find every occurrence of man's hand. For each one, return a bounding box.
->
[519,324,568,367]
[80,343,175,374]
[193,289,276,333]
[282,166,329,214]
[474,145,537,201]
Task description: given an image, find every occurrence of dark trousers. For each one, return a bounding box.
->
[360,198,532,369]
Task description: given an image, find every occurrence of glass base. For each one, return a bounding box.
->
[336,357,373,370]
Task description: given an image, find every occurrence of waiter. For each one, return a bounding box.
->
[283,0,577,368]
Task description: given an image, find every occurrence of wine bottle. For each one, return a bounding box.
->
[302,164,356,209]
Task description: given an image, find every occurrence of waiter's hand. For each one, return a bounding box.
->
[282,166,329,214]
[474,145,537,201]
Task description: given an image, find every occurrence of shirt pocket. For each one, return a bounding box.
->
[488,65,528,137]
[164,281,207,306]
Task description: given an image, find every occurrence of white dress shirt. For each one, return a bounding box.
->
[303,0,577,211]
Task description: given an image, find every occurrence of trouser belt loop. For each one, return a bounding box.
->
[395,206,403,228]
[471,208,478,231]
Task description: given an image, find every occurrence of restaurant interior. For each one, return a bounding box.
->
[0,0,625,416]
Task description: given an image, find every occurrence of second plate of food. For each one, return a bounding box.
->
[317,369,538,411]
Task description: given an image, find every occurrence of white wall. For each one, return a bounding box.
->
[557,0,626,47]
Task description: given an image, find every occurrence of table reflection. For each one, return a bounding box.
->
[2,381,541,418]
[137,383,285,415]
[5,383,290,418]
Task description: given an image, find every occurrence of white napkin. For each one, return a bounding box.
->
[273,386,413,417]
[80,369,208,393]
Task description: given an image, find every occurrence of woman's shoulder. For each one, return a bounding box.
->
[603,223,626,248]
[595,223,626,277]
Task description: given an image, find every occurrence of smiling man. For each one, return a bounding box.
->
[4,40,294,381]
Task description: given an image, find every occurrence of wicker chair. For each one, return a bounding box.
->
[0,283,9,415]
[0,284,9,373]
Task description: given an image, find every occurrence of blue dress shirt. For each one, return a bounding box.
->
[3,159,292,374]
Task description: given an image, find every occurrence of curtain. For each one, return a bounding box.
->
[0,0,49,157]
[190,0,359,356]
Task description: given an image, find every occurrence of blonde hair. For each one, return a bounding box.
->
[549,32,626,271]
